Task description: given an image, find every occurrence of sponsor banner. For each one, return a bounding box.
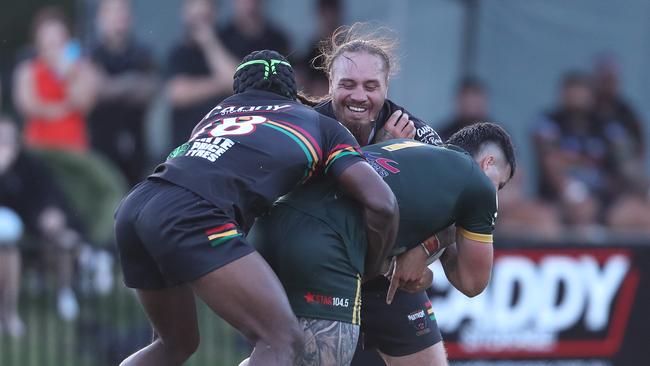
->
[429,244,650,365]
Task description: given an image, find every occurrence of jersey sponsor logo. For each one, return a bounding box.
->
[185,137,235,162]
[407,310,425,321]
[364,152,400,177]
[304,292,350,308]
[416,125,443,145]
[204,104,292,119]
[407,309,430,335]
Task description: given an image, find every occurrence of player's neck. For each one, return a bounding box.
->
[344,121,374,146]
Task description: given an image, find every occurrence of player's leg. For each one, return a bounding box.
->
[190,251,304,366]
[120,285,199,366]
[353,280,444,366]
[378,341,448,366]
[297,317,360,366]
[124,180,304,366]
[247,204,364,366]
[115,181,201,366]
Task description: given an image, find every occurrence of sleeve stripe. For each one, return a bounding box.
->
[325,146,359,166]
[458,227,493,243]
[324,151,363,173]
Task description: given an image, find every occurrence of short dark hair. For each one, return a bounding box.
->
[233,49,297,99]
[446,122,516,179]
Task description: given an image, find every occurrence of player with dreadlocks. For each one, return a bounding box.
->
[114,49,399,366]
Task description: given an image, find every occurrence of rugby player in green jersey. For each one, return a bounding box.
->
[248,123,516,366]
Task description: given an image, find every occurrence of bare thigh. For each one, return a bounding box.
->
[379,341,448,366]
[136,285,200,352]
[297,317,360,366]
[190,251,301,345]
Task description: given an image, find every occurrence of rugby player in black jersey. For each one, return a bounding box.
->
[301,24,463,365]
[114,50,399,366]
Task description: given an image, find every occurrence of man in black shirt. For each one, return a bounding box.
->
[115,50,399,366]
[437,76,491,141]
[306,23,458,366]
[166,0,238,148]
[89,0,156,186]
[219,0,290,59]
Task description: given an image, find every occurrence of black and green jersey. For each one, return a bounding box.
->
[277,139,498,269]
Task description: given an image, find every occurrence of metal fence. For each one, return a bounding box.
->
[0,254,250,366]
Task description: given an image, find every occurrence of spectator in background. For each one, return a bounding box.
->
[437,76,490,141]
[220,0,290,59]
[89,0,156,186]
[0,204,24,338]
[532,72,606,231]
[13,6,99,152]
[166,0,237,148]
[495,170,562,240]
[592,56,645,188]
[593,55,644,159]
[0,116,86,323]
[297,0,342,97]
[591,56,650,233]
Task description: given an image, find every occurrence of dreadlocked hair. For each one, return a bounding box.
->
[233,49,297,99]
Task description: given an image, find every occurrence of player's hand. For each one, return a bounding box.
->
[401,268,434,293]
[386,244,429,304]
[376,110,416,142]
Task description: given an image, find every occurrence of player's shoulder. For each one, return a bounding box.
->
[464,155,497,198]
[314,99,336,119]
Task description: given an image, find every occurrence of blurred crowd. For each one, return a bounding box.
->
[1,0,649,338]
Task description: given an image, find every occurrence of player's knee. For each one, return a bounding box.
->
[288,321,306,354]
[161,332,200,363]
[263,319,305,357]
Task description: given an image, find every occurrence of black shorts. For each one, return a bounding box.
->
[114,178,255,289]
[355,276,442,358]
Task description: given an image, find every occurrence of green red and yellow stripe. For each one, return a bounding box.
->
[263,121,322,181]
[205,223,242,247]
[425,300,436,321]
[325,144,363,173]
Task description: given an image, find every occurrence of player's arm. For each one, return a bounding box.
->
[335,161,399,279]
[385,229,452,303]
[321,113,399,279]
[439,229,493,297]
[440,167,497,297]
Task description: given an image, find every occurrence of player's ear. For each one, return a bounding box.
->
[480,154,495,171]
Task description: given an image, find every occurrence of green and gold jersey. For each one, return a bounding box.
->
[276,139,497,270]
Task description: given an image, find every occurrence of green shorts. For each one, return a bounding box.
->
[248,203,362,324]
